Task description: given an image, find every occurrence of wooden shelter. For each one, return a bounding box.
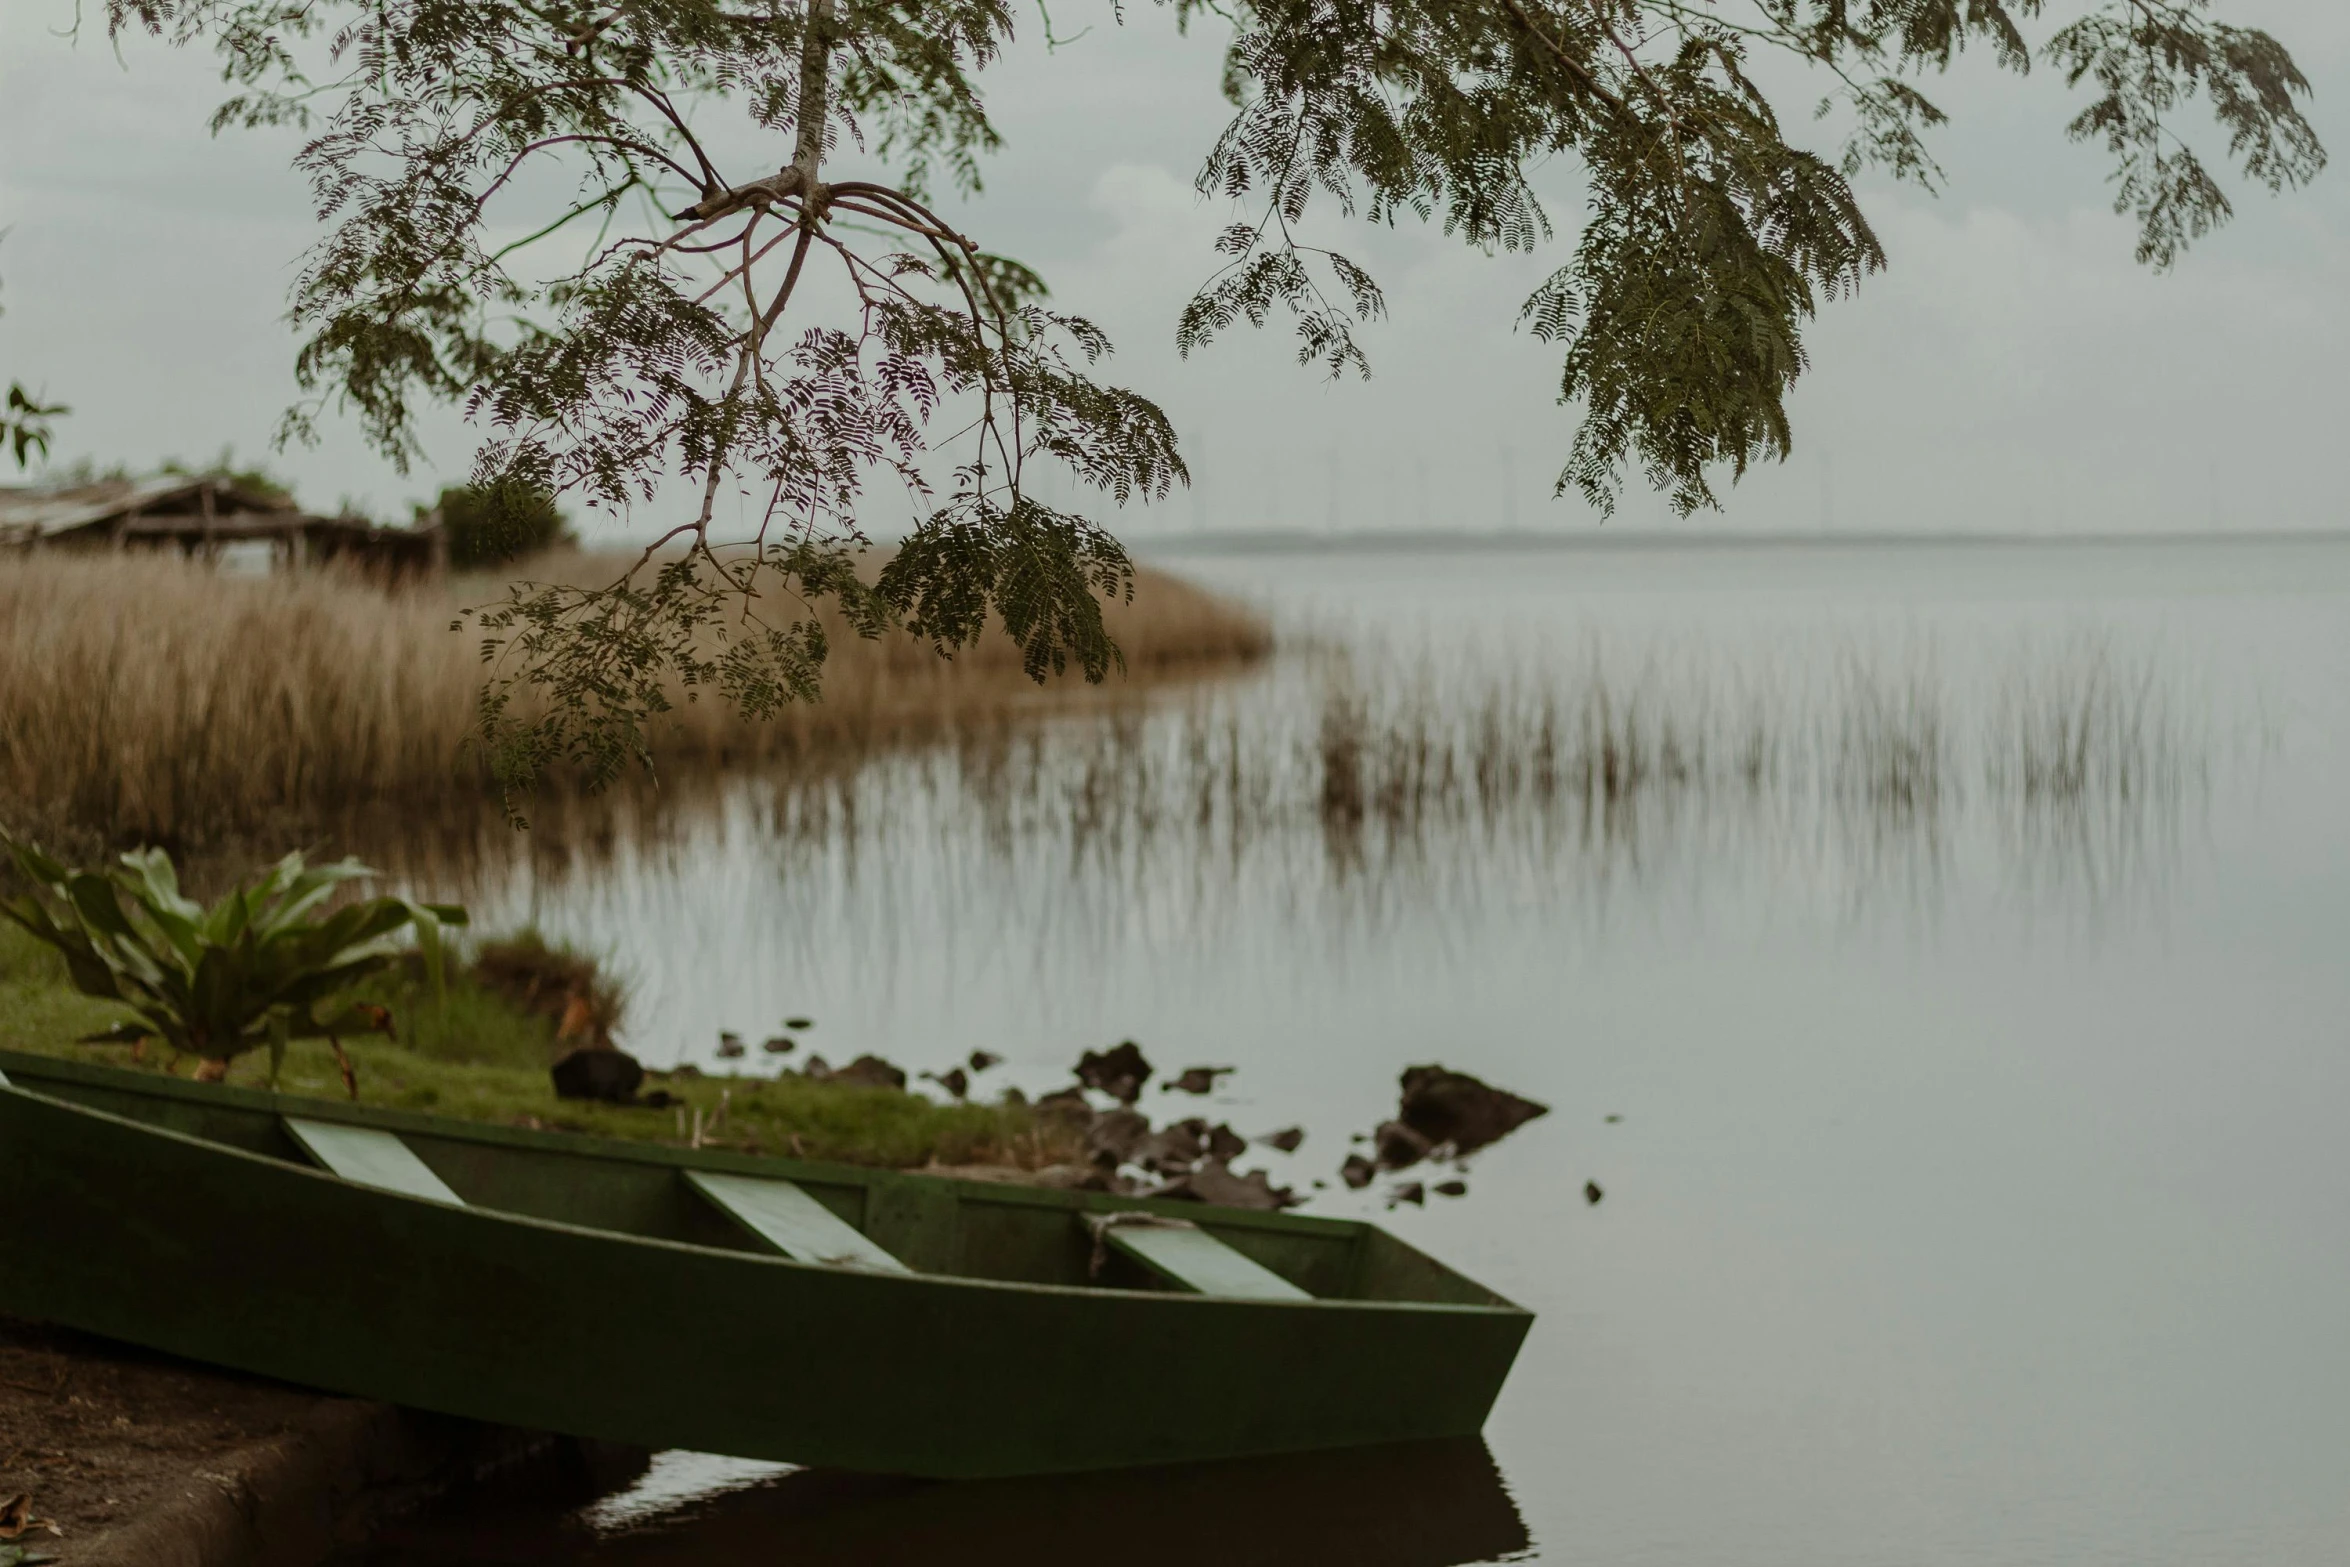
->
[0,475,444,578]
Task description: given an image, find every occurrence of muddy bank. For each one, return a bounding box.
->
[0,1316,592,1566]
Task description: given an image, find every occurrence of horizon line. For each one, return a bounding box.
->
[1131,525,2350,555]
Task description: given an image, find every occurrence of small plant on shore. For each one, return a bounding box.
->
[0,833,465,1093]
[470,930,625,1041]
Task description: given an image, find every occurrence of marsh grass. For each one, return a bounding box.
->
[1281,637,2179,855]
[863,634,2195,907]
[344,625,2206,916]
[391,631,2205,973]
[0,550,1269,848]
[361,629,2180,906]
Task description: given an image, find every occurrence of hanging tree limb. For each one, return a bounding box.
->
[87,0,2321,805]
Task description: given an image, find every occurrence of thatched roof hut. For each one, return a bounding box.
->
[0,475,444,578]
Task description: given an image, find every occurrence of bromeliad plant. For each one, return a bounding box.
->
[0,833,466,1095]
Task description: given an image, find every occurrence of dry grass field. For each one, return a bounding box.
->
[0,549,1270,845]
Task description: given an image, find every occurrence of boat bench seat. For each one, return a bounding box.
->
[284,1117,464,1205]
[685,1170,911,1273]
[1093,1215,1312,1301]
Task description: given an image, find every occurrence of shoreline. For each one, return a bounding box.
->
[0,1315,600,1567]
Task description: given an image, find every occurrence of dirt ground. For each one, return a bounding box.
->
[0,1313,328,1544]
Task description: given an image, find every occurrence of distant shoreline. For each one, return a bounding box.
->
[1135,527,2350,557]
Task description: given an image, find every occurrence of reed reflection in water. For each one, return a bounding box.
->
[374,630,2213,967]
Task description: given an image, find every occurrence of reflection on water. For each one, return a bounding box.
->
[345,1439,1529,1567]
[369,629,2216,1022]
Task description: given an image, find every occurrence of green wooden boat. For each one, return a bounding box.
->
[0,1049,1530,1479]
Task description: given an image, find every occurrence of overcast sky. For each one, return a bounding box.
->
[2,1,2343,541]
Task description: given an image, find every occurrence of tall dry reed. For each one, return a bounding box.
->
[358,631,2211,926]
[0,550,1269,844]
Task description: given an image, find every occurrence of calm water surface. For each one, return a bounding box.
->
[355,537,2350,1565]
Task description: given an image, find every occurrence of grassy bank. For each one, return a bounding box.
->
[0,922,1080,1170]
[0,549,1269,847]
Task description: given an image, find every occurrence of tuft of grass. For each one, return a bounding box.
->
[348,961,565,1073]
[412,927,628,1059]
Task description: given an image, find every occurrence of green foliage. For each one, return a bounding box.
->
[159,449,296,503]
[91,0,2321,803]
[5,913,1048,1167]
[0,832,467,1074]
[350,925,628,1067]
[347,956,563,1070]
[0,251,67,471]
[3,384,64,471]
[466,927,627,1042]
[1174,0,2322,512]
[430,481,577,570]
[0,919,140,1055]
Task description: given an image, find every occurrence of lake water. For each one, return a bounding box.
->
[347,536,2350,1565]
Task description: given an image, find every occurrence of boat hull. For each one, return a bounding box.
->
[0,1062,1529,1478]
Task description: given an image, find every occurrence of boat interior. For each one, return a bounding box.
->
[0,1053,1518,1311]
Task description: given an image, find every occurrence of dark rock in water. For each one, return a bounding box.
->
[1150,1158,1299,1211]
[1374,1120,1434,1172]
[968,1049,1003,1073]
[1584,1180,1604,1206]
[1259,1126,1306,1153]
[830,1054,908,1091]
[1035,1086,1093,1122]
[1603,1113,1623,1124]
[1389,1181,1427,1208]
[785,1017,815,1030]
[1434,1179,1468,1198]
[1398,1066,1550,1154]
[552,1047,644,1105]
[1075,1040,1152,1104]
[1085,1108,1153,1168]
[1339,1154,1377,1190]
[639,1088,680,1110]
[798,1054,832,1082]
[922,1067,970,1101]
[1205,1123,1247,1164]
[762,1035,796,1054]
[716,1031,747,1060]
[1134,1120,1205,1174]
[1162,1065,1235,1095]
[1000,1086,1029,1109]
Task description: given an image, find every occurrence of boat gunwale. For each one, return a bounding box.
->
[0,1048,1530,1319]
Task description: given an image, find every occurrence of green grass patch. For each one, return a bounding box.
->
[0,922,1076,1171]
[0,920,137,1051]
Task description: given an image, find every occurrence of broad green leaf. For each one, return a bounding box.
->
[0,834,466,1069]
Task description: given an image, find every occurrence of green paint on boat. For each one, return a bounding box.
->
[0,1048,1532,1478]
